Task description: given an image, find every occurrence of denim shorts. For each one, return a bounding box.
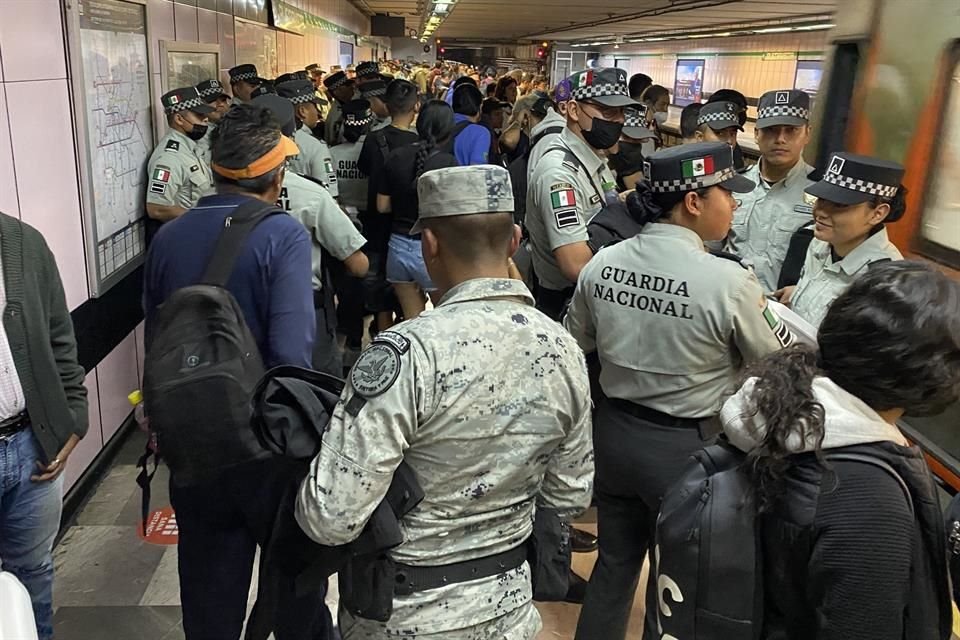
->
[386,233,435,291]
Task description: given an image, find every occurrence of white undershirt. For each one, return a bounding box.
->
[0,250,27,420]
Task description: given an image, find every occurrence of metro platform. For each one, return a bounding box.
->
[50,429,646,640]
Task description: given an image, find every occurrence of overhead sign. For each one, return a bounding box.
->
[763,51,798,61]
[270,0,357,38]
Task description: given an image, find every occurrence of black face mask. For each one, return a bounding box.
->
[581,114,623,150]
[186,123,208,142]
[609,141,646,176]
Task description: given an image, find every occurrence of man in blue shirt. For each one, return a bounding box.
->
[451,83,492,166]
[143,104,332,640]
[144,109,315,369]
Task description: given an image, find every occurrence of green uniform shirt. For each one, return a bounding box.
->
[145,129,214,210]
[278,171,364,289]
[330,138,367,211]
[724,158,815,291]
[526,127,615,291]
[790,227,902,328]
[565,224,793,418]
[290,125,340,199]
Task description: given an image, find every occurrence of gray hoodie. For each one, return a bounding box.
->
[720,375,907,454]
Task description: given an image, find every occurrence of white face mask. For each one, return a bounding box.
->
[654,111,668,125]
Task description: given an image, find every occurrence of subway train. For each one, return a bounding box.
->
[804,0,960,492]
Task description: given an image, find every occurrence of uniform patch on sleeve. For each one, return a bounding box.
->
[793,204,813,214]
[350,343,401,397]
[549,183,576,209]
[324,158,335,177]
[373,331,410,354]
[762,303,794,348]
[165,139,180,152]
[153,166,172,183]
[149,182,167,195]
[555,209,580,229]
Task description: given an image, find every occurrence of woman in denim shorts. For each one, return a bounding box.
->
[377,100,459,318]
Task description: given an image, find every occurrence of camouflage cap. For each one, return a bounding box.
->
[412,165,514,233]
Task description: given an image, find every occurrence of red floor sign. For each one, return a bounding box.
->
[138,506,179,545]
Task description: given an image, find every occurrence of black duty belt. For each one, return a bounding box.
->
[393,543,528,596]
[608,398,704,430]
[0,411,29,439]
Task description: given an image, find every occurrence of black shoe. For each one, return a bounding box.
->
[564,570,588,604]
[570,527,599,553]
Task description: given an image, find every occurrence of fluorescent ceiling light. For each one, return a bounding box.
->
[434,2,449,12]
[754,26,792,33]
[795,23,834,30]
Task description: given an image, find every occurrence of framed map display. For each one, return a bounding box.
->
[160,41,221,93]
[67,0,155,296]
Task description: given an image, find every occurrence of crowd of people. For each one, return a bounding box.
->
[1,52,959,640]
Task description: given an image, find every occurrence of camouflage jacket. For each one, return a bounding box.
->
[296,277,594,634]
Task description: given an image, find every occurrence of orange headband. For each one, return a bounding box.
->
[211,135,300,180]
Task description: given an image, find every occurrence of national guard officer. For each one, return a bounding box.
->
[194,79,231,165]
[354,60,381,88]
[145,87,215,222]
[694,100,743,148]
[526,67,637,319]
[306,63,325,90]
[252,93,369,375]
[227,64,264,103]
[296,165,594,640]
[778,153,905,328]
[330,99,375,373]
[566,142,793,640]
[724,89,815,291]
[359,78,391,131]
[322,70,357,146]
[276,80,340,199]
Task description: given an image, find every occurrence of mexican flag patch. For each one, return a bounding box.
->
[681,156,713,178]
[153,168,171,183]
[550,184,576,209]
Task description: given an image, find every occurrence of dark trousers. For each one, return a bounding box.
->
[574,400,707,640]
[534,285,574,322]
[312,290,342,377]
[170,458,334,640]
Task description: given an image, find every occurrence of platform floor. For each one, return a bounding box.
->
[51,432,647,640]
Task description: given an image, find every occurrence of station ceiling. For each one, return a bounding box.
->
[354,0,837,44]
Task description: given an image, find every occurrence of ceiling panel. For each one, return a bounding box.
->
[359,0,836,43]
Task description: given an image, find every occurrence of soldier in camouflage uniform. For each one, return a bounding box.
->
[296,165,594,639]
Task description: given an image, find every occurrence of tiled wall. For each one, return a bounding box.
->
[594,31,829,110]
[0,0,372,490]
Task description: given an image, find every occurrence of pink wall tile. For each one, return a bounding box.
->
[152,73,166,148]
[5,79,88,309]
[96,331,139,444]
[198,8,219,46]
[65,373,103,491]
[174,2,199,43]
[0,0,67,82]
[0,85,19,218]
[134,322,145,385]
[147,0,176,72]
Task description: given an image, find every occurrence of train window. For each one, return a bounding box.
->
[919,44,960,262]
[814,42,861,170]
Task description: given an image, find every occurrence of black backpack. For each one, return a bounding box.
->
[654,441,913,640]
[142,199,280,489]
[507,125,563,226]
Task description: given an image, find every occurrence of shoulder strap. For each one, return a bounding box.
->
[530,125,564,151]
[375,130,390,160]
[824,452,915,515]
[202,199,281,286]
